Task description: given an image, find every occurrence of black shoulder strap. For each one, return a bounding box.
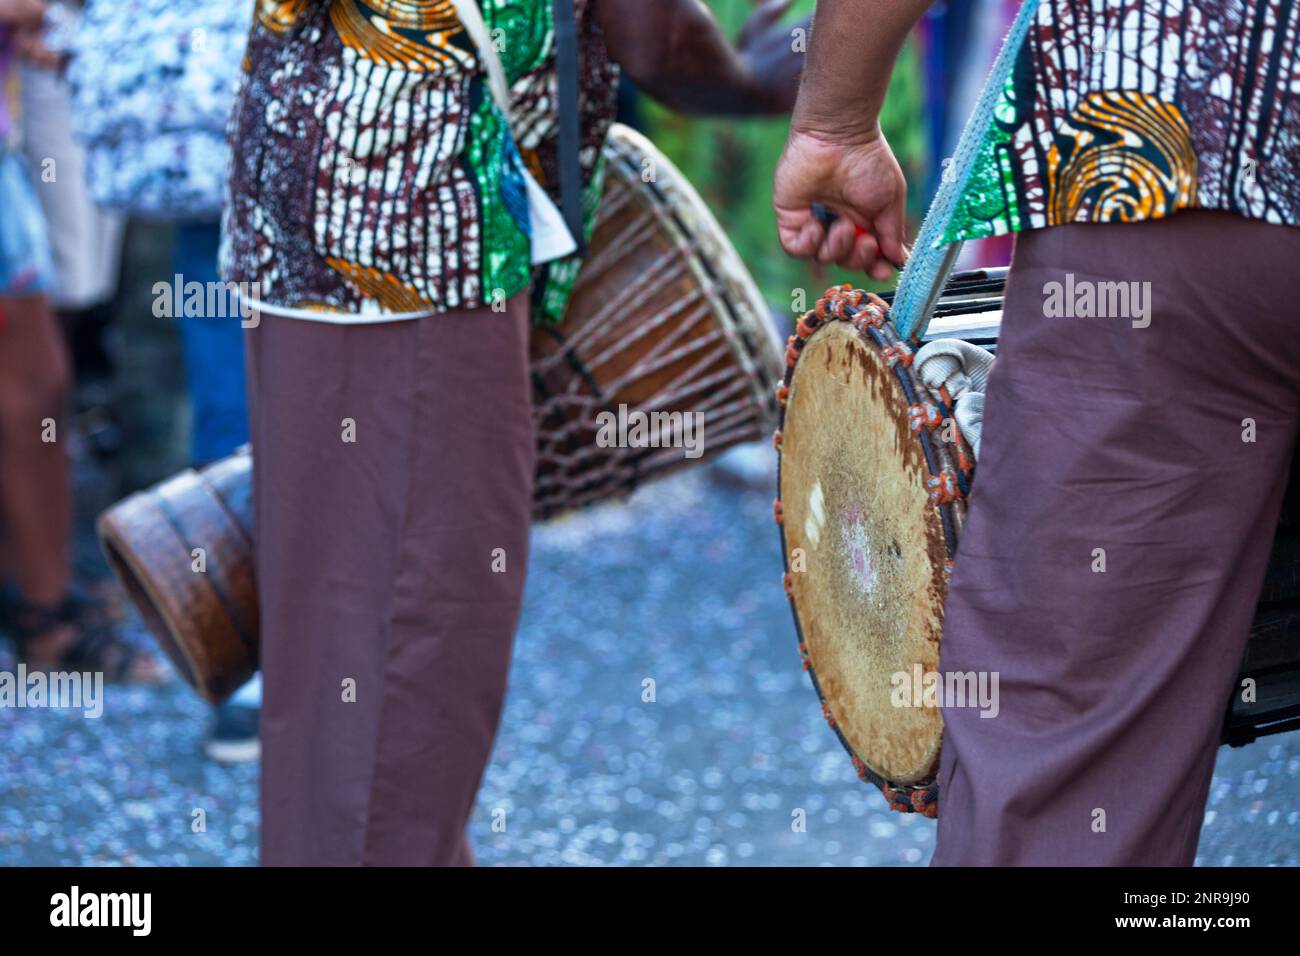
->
[553,0,586,257]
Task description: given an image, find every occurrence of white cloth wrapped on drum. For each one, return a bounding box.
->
[914,339,996,459]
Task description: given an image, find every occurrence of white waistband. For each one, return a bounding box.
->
[244,298,434,324]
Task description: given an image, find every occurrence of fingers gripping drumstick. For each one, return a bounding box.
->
[810,203,910,267]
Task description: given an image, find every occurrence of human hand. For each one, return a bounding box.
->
[773,125,908,280]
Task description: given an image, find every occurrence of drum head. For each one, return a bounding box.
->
[779,320,948,787]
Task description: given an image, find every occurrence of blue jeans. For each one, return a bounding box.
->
[172,222,248,465]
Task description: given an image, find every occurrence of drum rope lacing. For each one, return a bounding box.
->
[773,285,981,817]
[532,135,780,516]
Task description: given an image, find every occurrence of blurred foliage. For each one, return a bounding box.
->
[641,0,927,325]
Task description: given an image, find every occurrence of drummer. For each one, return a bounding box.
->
[775,0,1300,865]
[224,0,804,867]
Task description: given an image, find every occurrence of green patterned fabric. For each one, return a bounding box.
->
[221,1,618,320]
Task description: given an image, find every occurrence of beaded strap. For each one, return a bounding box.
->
[891,0,1041,341]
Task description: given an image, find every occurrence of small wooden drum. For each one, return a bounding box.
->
[532,123,782,517]
[98,123,780,703]
[775,273,1300,816]
[99,452,257,704]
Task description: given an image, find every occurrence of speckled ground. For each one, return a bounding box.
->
[1,446,1298,866]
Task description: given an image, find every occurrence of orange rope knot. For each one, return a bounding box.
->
[927,470,960,504]
[775,383,790,407]
[817,284,856,320]
[952,441,973,477]
[815,284,850,320]
[796,312,822,338]
[851,755,867,779]
[772,429,783,450]
[821,703,837,728]
[882,787,913,814]
[862,302,888,328]
[882,342,914,369]
[798,642,811,671]
[942,558,955,580]
[912,789,938,818]
[773,498,784,525]
[908,402,944,432]
[782,572,794,597]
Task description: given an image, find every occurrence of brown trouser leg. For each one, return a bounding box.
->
[932,211,1300,865]
[247,295,534,866]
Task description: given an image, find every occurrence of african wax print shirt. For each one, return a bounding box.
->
[946,0,1300,243]
[220,0,619,321]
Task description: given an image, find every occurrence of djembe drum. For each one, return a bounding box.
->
[98,123,781,703]
[775,272,1300,817]
[532,124,780,517]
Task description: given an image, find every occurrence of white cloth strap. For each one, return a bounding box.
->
[450,0,576,264]
[914,338,996,459]
[449,0,514,121]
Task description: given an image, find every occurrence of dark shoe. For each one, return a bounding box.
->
[205,701,261,764]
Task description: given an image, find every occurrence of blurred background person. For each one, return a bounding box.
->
[17,0,124,418]
[0,0,161,682]
[64,0,260,761]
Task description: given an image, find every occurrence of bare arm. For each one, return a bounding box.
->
[792,0,934,141]
[773,0,936,277]
[597,0,803,116]
[0,0,45,26]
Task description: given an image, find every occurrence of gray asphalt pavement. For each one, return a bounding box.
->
[2,447,1298,866]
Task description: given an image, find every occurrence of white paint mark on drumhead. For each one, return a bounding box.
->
[805,481,825,548]
[841,506,879,598]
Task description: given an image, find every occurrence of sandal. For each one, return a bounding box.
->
[7,591,165,684]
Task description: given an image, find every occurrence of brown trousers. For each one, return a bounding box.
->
[933,211,1300,865]
[246,295,534,866]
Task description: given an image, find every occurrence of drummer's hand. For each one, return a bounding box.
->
[773,126,908,281]
[736,0,807,113]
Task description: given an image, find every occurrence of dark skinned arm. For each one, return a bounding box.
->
[773,0,935,277]
[597,0,803,116]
